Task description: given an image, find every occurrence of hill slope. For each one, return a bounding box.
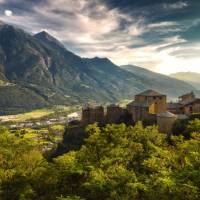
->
[170,72,200,89]
[121,65,194,99]
[0,23,194,114]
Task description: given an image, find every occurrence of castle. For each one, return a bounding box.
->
[168,91,200,115]
[82,104,125,125]
[127,90,167,121]
[81,89,200,134]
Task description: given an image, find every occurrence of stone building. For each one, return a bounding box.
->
[167,102,183,114]
[157,112,177,135]
[178,91,195,104]
[106,104,124,123]
[82,105,104,125]
[172,91,200,115]
[127,90,167,122]
[183,99,200,115]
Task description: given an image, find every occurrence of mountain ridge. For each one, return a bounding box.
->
[121,65,194,97]
[170,72,200,89]
[0,22,195,114]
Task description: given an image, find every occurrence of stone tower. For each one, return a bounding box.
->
[127,90,167,122]
[157,111,177,135]
[82,105,104,125]
[106,104,124,123]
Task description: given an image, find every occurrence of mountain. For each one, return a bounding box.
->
[0,22,194,114]
[121,65,194,98]
[170,72,200,89]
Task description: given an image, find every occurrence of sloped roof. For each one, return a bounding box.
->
[179,91,194,98]
[157,111,177,118]
[136,89,165,97]
[179,91,200,99]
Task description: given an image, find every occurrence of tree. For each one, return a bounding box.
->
[0,126,56,200]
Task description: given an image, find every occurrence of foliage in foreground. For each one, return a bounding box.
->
[0,122,199,200]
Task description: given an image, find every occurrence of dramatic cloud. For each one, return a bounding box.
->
[0,0,199,74]
[163,1,188,10]
[4,10,13,17]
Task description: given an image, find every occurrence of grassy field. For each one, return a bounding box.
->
[0,105,81,123]
[0,108,54,122]
[0,107,71,149]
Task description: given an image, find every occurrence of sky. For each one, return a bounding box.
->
[0,0,199,74]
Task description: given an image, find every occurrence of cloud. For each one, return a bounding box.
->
[148,21,178,28]
[0,0,199,74]
[163,1,188,10]
[4,9,13,17]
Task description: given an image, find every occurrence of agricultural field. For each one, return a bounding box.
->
[0,106,80,122]
[0,108,54,122]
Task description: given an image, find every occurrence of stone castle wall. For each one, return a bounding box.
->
[106,105,124,123]
[82,106,104,125]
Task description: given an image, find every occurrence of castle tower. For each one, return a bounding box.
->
[127,90,167,122]
[135,90,167,114]
[157,112,177,135]
[106,104,124,123]
[82,105,104,125]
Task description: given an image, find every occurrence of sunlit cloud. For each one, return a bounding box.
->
[4,9,13,17]
[163,1,188,10]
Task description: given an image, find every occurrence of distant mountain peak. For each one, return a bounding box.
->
[0,24,27,42]
[34,30,65,49]
[170,71,200,89]
[92,56,110,61]
[35,30,52,38]
[170,71,200,76]
[89,56,116,66]
[93,56,108,60]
